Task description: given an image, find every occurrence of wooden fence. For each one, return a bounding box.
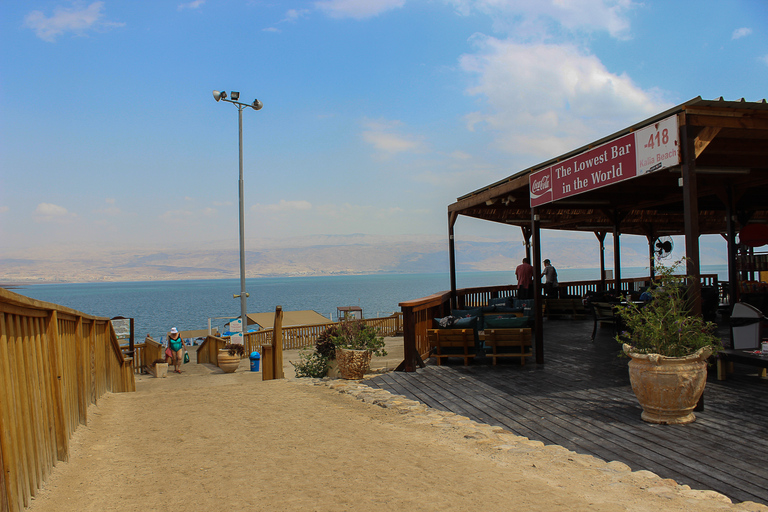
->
[122,338,164,374]
[196,313,403,365]
[0,288,135,512]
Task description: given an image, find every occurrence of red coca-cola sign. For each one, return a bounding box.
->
[529,115,679,208]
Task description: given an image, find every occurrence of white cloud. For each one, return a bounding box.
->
[447,0,635,39]
[24,2,124,43]
[254,200,313,213]
[178,0,205,11]
[285,9,311,22]
[361,119,426,155]
[732,27,752,40]
[34,203,77,222]
[315,0,405,20]
[460,36,670,159]
[0,206,9,214]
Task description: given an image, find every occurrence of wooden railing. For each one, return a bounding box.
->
[0,288,135,512]
[122,339,165,373]
[398,274,720,371]
[196,313,403,365]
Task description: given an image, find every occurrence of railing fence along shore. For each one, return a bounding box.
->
[398,275,722,371]
[0,288,135,512]
[197,312,403,366]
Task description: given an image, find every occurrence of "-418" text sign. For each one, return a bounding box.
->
[529,115,680,207]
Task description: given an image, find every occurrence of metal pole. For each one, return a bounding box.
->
[238,105,248,332]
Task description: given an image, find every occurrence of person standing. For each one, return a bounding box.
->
[541,259,559,298]
[515,257,534,299]
[167,327,184,374]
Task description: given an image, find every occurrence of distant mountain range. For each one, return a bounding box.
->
[0,233,726,283]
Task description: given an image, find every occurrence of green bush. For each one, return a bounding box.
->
[290,350,330,378]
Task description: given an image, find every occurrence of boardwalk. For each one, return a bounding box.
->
[368,318,768,505]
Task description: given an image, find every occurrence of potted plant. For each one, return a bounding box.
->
[218,342,245,373]
[615,259,722,424]
[331,320,387,380]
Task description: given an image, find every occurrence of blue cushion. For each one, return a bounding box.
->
[513,299,535,309]
[491,306,522,313]
[453,316,477,329]
[488,297,511,307]
[485,316,529,328]
[452,308,483,331]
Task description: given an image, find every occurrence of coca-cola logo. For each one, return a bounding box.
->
[531,174,550,193]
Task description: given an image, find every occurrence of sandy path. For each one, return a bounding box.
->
[25,347,767,512]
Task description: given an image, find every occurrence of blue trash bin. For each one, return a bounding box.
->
[249,351,261,372]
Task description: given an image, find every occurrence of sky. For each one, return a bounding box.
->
[1,0,767,258]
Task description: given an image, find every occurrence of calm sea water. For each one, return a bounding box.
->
[12,266,727,342]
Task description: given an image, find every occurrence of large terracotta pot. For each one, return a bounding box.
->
[335,348,372,380]
[218,349,240,373]
[623,344,712,424]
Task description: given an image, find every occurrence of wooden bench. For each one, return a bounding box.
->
[427,328,478,366]
[545,298,588,319]
[483,328,532,365]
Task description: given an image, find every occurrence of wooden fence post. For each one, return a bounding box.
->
[273,306,284,379]
[261,345,273,381]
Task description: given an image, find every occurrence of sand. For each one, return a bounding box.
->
[24,344,768,512]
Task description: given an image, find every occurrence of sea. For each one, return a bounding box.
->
[10,266,727,342]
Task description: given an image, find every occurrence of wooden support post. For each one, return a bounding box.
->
[594,231,607,292]
[521,226,532,262]
[448,212,458,310]
[681,123,702,316]
[531,209,544,364]
[261,345,273,380]
[272,306,284,380]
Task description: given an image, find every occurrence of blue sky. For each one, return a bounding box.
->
[1,0,767,257]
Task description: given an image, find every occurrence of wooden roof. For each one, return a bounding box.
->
[449,97,768,236]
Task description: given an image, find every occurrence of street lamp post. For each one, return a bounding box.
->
[212,90,263,338]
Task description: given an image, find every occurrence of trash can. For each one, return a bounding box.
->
[249,351,261,372]
[731,302,764,350]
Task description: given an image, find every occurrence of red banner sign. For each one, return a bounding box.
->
[530,115,679,207]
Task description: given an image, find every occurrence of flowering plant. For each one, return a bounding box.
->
[615,259,722,358]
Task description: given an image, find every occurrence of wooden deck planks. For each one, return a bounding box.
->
[367,319,768,505]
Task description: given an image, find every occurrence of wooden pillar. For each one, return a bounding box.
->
[613,217,622,292]
[531,209,544,364]
[594,231,607,292]
[448,212,458,310]
[681,124,702,315]
[521,226,532,262]
[397,305,417,372]
[272,306,284,380]
[261,345,273,380]
[724,187,739,308]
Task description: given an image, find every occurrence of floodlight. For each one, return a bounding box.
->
[252,99,263,110]
[212,90,227,101]
[231,91,240,101]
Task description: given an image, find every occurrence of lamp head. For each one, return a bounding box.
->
[212,90,227,102]
[252,99,263,110]
[230,91,240,101]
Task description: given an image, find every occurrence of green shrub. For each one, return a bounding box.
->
[290,350,330,378]
[615,259,722,358]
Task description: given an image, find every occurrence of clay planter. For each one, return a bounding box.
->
[623,344,712,425]
[218,349,240,373]
[335,348,372,380]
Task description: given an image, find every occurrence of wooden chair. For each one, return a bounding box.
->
[590,302,619,340]
[483,328,532,365]
[427,328,477,366]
